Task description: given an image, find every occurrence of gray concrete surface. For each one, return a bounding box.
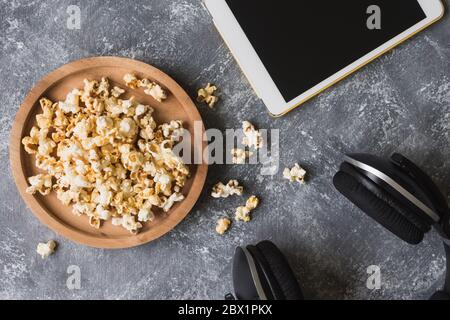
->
[0,0,449,300]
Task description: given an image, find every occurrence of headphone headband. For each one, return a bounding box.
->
[241,247,268,300]
[344,155,440,222]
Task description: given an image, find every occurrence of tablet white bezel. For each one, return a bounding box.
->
[203,0,445,116]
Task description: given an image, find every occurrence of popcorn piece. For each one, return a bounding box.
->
[162,193,185,212]
[138,208,155,222]
[161,120,184,141]
[58,89,81,114]
[22,127,40,154]
[96,205,111,221]
[283,163,307,184]
[246,195,259,210]
[242,121,263,149]
[120,214,142,234]
[235,206,251,222]
[216,218,231,235]
[26,174,53,196]
[135,104,148,117]
[89,216,101,229]
[36,240,57,259]
[197,83,218,108]
[231,148,253,164]
[119,118,137,137]
[235,195,260,222]
[123,73,167,102]
[123,73,140,89]
[21,76,190,234]
[144,82,167,102]
[211,180,243,198]
[111,86,125,98]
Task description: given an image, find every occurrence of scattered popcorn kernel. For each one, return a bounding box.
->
[235,195,260,222]
[242,121,263,149]
[197,83,219,108]
[216,218,231,235]
[283,163,307,184]
[21,76,189,234]
[231,148,253,164]
[235,206,251,222]
[246,195,259,210]
[36,240,57,259]
[211,180,243,198]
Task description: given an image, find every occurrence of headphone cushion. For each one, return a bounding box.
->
[430,291,450,300]
[339,162,432,233]
[333,170,424,244]
[256,241,303,300]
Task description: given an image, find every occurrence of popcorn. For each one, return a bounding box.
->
[123,73,167,102]
[162,192,185,212]
[22,77,189,234]
[234,206,251,222]
[231,148,253,164]
[26,174,53,196]
[119,118,137,137]
[120,214,142,234]
[161,120,184,141]
[211,180,243,198]
[138,208,155,222]
[58,89,81,114]
[235,195,260,222]
[89,216,101,229]
[283,163,307,184]
[242,121,263,149]
[36,240,57,259]
[197,83,218,108]
[123,73,140,89]
[144,83,167,102]
[216,218,231,235]
[111,86,125,98]
[246,195,259,210]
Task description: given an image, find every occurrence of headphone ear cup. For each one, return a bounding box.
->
[430,291,450,300]
[255,241,304,300]
[232,247,261,300]
[333,167,424,245]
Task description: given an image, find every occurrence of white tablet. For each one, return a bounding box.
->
[204,0,445,116]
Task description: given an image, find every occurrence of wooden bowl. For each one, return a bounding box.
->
[9,56,208,249]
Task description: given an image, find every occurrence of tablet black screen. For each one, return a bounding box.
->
[225,0,426,102]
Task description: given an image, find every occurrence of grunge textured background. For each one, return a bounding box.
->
[0,0,449,299]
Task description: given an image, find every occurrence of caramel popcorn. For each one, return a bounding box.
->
[242,121,263,149]
[123,73,167,102]
[211,180,243,198]
[216,218,231,235]
[231,148,253,164]
[197,83,218,108]
[36,240,57,259]
[283,163,307,184]
[22,77,190,234]
[235,195,260,222]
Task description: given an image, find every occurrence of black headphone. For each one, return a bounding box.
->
[229,240,303,300]
[333,153,450,300]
